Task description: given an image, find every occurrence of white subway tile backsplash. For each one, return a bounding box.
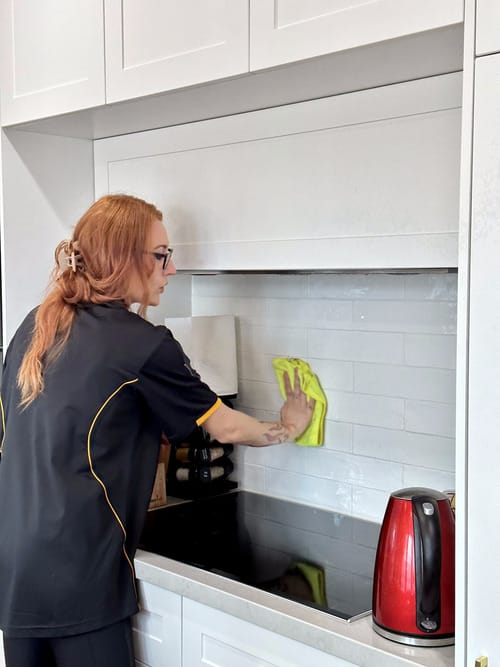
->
[238,323,308,357]
[354,363,456,403]
[253,442,311,475]
[353,300,457,334]
[236,379,283,412]
[404,399,456,438]
[403,273,458,301]
[353,487,393,523]
[325,390,405,430]
[308,274,405,300]
[194,296,268,319]
[402,466,455,492]
[264,469,352,514]
[192,272,457,523]
[194,274,308,299]
[308,329,405,364]
[404,333,457,369]
[305,358,353,391]
[266,298,353,329]
[238,463,266,493]
[304,449,403,491]
[353,425,454,472]
[323,419,353,453]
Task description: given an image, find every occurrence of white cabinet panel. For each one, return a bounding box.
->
[182,598,356,667]
[250,0,463,70]
[476,0,500,56]
[132,581,181,667]
[467,52,500,664]
[0,0,105,125]
[105,0,249,103]
[94,73,461,271]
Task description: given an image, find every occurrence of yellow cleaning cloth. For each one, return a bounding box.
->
[289,561,328,607]
[272,357,327,446]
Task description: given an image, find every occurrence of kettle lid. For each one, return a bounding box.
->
[391,487,448,501]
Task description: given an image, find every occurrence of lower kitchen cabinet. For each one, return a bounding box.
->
[132,581,181,667]
[182,598,356,667]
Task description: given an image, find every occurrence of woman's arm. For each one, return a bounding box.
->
[203,369,315,446]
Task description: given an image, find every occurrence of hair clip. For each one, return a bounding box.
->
[66,249,83,273]
[57,239,84,273]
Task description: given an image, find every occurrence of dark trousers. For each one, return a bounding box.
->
[2,618,135,667]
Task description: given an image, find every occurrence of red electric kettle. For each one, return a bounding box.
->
[372,487,455,646]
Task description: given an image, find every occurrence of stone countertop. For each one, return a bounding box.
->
[135,549,454,667]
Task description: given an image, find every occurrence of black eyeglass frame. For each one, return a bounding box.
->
[146,248,174,270]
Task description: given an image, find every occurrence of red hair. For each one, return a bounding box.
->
[17,194,163,406]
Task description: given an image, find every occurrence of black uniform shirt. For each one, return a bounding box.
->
[0,302,220,638]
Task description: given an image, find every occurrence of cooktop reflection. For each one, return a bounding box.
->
[139,491,380,621]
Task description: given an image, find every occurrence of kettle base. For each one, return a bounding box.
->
[373,620,454,647]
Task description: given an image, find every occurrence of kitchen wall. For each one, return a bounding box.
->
[189,271,457,523]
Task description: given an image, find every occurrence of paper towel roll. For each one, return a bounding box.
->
[166,315,238,396]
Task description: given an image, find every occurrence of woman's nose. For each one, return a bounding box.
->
[166,259,177,275]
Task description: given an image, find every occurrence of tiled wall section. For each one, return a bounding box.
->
[191,273,457,523]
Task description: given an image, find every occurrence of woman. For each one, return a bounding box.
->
[0,194,313,667]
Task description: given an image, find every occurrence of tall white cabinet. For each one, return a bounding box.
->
[465,51,500,665]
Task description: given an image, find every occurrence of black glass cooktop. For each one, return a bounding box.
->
[139,490,381,621]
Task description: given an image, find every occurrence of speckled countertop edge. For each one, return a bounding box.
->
[135,550,454,667]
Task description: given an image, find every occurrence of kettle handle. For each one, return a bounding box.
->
[413,496,441,631]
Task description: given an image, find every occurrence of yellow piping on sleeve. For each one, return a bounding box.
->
[87,378,139,599]
[0,395,5,455]
[196,397,222,426]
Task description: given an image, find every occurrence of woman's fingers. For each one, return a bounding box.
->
[283,370,292,396]
[283,368,302,396]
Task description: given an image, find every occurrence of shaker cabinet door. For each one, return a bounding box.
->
[0,0,105,126]
[104,0,249,104]
[182,598,356,667]
[249,0,463,71]
[132,581,181,667]
[476,0,500,56]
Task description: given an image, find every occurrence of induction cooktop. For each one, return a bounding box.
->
[139,490,381,621]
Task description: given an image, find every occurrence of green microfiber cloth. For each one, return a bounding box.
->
[289,561,327,606]
[272,357,327,446]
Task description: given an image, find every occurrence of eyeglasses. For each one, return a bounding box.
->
[146,248,174,270]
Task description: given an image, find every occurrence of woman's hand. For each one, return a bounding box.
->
[203,366,315,446]
[280,367,315,440]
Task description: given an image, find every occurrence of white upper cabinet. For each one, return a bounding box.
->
[0,1,464,126]
[250,0,464,70]
[476,0,500,56]
[0,0,105,126]
[104,0,249,104]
